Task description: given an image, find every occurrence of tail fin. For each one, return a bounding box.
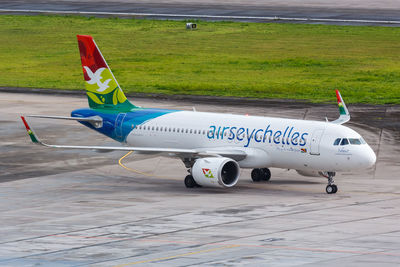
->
[77,35,136,110]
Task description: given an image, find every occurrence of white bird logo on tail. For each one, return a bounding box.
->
[84,66,112,92]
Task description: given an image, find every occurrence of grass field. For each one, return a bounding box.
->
[0,15,400,104]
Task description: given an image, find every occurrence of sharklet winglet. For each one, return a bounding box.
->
[21,116,40,143]
[332,90,350,125]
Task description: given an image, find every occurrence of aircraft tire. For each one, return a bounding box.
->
[251,169,262,182]
[326,184,337,194]
[184,175,197,188]
[261,168,271,181]
[332,184,338,193]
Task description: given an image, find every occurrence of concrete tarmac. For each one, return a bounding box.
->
[1,92,400,266]
[1,0,400,25]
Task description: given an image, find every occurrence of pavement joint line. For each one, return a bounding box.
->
[2,201,399,263]
[111,245,240,267]
[94,224,400,266]
[0,211,190,245]
[77,213,400,267]
[136,238,400,257]
[1,8,400,25]
[1,195,399,248]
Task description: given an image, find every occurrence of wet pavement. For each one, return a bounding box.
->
[0,91,399,266]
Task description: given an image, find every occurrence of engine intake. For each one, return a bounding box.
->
[192,157,240,188]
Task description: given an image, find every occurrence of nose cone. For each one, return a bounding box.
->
[363,146,377,168]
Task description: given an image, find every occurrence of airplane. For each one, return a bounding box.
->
[21,35,376,194]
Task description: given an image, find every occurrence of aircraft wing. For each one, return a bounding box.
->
[21,116,247,160]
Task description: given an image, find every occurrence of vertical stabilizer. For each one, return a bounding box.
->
[77,35,135,110]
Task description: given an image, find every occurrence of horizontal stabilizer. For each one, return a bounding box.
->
[26,115,103,128]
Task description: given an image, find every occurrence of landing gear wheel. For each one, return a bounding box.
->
[252,168,271,182]
[324,171,337,194]
[326,184,338,194]
[332,184,338,193]
[261,168,271,181]
[326,185,334,194]
[251,169,262,182]
[184,175,197,188]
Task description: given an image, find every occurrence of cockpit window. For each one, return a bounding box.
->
[349,138,361,145]
[333,138,341,146]
[349,138,367,145]
[340,138,349,146]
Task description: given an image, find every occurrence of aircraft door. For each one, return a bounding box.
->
[115,113,126,139]
[309,129,324,155]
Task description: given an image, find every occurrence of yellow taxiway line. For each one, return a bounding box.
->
[118,151,176,179]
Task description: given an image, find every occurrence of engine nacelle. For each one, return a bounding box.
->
[192,157,240,188]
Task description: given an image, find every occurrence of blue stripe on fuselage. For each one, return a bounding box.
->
[71,108,179,142]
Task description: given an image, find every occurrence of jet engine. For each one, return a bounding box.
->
[192,157,240,188]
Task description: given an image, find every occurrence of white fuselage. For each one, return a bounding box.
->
[125,111,376,173]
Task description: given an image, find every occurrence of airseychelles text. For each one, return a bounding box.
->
[207,125,309,148]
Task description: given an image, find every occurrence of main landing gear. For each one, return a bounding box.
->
[325,172,338,194]
[184,174,201,188]
[251,168,271,182]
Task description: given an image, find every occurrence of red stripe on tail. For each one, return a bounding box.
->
[77,35,107,81]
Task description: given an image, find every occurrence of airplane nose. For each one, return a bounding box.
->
[363,146,376,168]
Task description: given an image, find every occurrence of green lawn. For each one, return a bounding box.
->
[1,15,400,104]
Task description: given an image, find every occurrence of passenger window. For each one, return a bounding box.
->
[340,138,349,145]
[333,138,341,146]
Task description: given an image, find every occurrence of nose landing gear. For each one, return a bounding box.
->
[324,172,338,194]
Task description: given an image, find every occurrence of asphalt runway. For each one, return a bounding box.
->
[1,91,400,266]
[1,0,400,25]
